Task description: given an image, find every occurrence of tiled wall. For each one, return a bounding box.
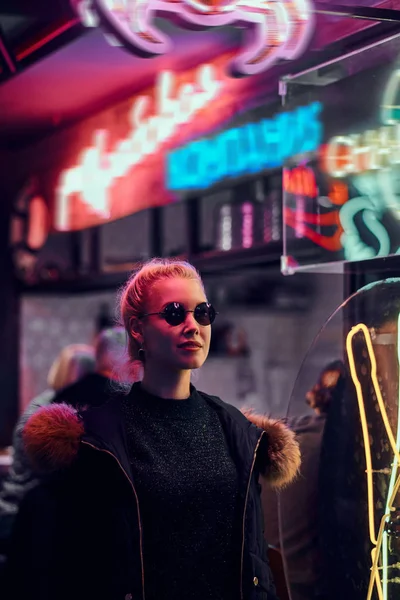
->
[197,272,344,416]
[20,273,343,417]
[20,291,115,412]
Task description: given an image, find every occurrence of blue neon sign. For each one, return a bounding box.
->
[166,102,323,191]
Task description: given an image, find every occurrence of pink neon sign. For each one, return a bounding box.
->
[75,0,314,77]
[55,62,224,231]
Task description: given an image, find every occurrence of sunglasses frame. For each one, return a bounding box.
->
[140,302,217,326]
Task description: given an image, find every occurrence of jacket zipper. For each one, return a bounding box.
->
[240,431,265,600]
[83,429,264,600]
[81,441,146,600]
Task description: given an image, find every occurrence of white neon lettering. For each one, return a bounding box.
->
[220,204,233,251]
[325,135,355,178]
[325,127,400,178]
[325,69,400,179]
[326,126,400,178]
[55,64,221,230]
[351,132,373,172]
[157,71,175,116]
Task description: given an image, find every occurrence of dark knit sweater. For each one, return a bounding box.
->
[121,383,240,600]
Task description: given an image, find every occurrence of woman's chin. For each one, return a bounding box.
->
[176,356,206,370]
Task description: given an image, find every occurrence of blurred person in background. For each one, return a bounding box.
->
[261,360,347,600]
[95,302,114,336]
[0,344,95,549]
[5,258,300,600]
[52,326,128,409]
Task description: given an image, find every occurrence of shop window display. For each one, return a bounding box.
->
[281,34,400,274]
[276,279,400,600]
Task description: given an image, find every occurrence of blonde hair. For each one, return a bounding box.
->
[47,344,95,392]
[119,258,204,369]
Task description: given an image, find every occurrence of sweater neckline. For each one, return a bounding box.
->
[126,382,201,417]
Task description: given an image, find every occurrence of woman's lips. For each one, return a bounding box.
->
[178,343,202,351]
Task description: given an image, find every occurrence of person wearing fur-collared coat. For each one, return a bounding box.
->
[4,260,300,600]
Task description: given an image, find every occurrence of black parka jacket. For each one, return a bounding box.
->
[5,390,300,600]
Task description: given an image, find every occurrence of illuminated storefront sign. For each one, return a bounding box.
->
[29,53,268,231]
[324,127,400,179]
[319,69,400,262]
[283,173,347,252]
[325,70,400,178]
[56,62,223,231]
[283,165,318,198]
[282,59,400,272]
[7,51,283,233]
[167,101,322,190]
[75,0,314,77]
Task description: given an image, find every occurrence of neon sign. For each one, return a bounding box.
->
[55,62,221,231]
[283,179,346,251]
[324,128,400,179]
[346,318,400,600]
[219,204,233,251]
[325,69,400,178]
[241,202,254,248]
[75,0,314,78]
[283,165,317,198]
[314,69,400,262]
[167,102,322,190]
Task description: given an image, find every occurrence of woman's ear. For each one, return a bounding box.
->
[129,316,143,347]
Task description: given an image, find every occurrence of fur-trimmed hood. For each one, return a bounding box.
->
[241,408,301,488]
[23,400,300,489]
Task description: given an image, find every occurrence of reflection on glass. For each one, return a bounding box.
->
[279,279,400,600]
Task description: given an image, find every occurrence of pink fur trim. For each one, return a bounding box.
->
[243,410,301,488]
[23,403,84,472]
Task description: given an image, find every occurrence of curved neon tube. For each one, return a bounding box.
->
[346,321,400,600]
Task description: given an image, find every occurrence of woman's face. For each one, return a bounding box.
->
[140,277,211,372]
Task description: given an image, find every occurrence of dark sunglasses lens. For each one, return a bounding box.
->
[195,303,216,326]
[163,303,185,326]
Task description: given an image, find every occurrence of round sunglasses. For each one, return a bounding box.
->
[140,302,217,327]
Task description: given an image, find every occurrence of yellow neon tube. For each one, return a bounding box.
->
[346,321,400,600]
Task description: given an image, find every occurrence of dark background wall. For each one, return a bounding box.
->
[0,154,19,447]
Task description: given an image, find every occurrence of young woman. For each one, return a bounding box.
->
[6,259,300,600]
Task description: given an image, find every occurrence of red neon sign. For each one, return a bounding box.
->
[56,63,220,230]
[283,168,348,251]
[283,165,318,198]
[53,54,259,232]
[283,206,344,251]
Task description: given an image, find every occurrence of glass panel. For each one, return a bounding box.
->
[281,33,400,274]
[276,278,400,600]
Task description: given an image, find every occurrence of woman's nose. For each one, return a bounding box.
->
[184,311,199,331]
